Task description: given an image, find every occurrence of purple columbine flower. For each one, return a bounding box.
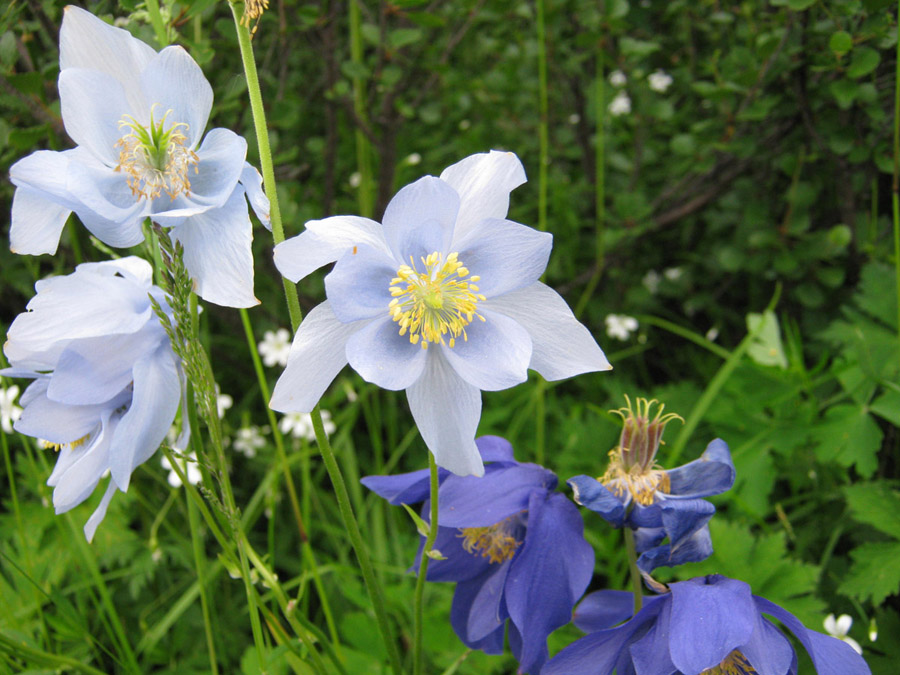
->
[362,436,594,675]
[568,397,735,575]
[543,575,871,675]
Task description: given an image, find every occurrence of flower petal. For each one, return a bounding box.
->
[273,216,388,283]
[668,575,756,674]
[439,150,527,241]
[10,187,72,256]
[440,309,531,391]
[270,302,362,412]
[361,468,435,505]
[666,438,735,498]
[417,524,493,583]
[49,414,113,512]
[506,491,595,674]
[171,185,258,308]
[753,597,871,675]
[451,218,551,297]
[736,612,795,675]
[345,317,428,390]
[58,67,132,165]
[628,599,678,674]
[381,176,459,260]
[450,560,512,644]
[240,162,270,228]
[60,6,155,108]
[574,591,650,633]
[84,479,119,543]
[406,349,483,476]
[477,435,516,464]
[567,475,627,527]
[325,244,397,322]
[13,382,111,444]
[108,346,181,491]
[636,525,713,575]
[485,282,611,380]
[139,46,212,148]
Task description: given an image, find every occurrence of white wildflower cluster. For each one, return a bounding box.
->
[259,328,292,368]
[605,314,639,341]
[279,410,335,442]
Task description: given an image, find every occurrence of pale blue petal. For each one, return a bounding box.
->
[58,68,131,165]
[14,386,108,444]
[440,309,531,391]
[451,218,551,297]
[406,349,483,476]
[139,46,212,148]
[381,176,459,260]
[345,316,428,390]
[439,150,527,242]
[171,186,259,308]
[84,479,118,543]
[387,217,447,268]
[270,302,363,412]
[10,187,72,256]
[60,6,155,109]
[240,162,270,228]
[668,575,756,674]
[49,413,113,513]
[273,216,389,283]
[485,282,611,380]
[325,244,397,322]
[109,346,180,491]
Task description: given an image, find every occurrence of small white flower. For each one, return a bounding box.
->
[705,326,720,342]
[608,69,627,87]
[664,267,682,281]
[279,410,335,442]
[0,384,22,434]
[349,172,362,188]
[642,270,661,294]
[161,451,202,488]
[824,614,863,655]
[404,152,422,166]
[234,426,266,458]
[648,69,673,93]
[605,314,639,341]
[458,119,471,130]
[216,386,233,419]
[608,92,631,117]
[258,328,292,368]
[568,113,581,125]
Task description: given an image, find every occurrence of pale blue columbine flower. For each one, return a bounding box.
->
[270,150,611,476]
[2,257,183,541]
[568,397,734,575]
[9,6,269,308]
[543,575,872,674]
[362,436,594,674]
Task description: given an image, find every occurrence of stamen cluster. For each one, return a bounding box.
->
[115,107,199,200]
[388,251,485,349]
[459,514,522,564]
[701,650,757,674]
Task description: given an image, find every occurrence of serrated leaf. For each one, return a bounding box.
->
[871,389,900,427]
[810,404,882,477]
[838,541,900,605]
[854,262,898,329]
[747,310,788,368]
[844,482,900,540]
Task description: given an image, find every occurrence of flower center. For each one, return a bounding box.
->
[601,457,672,506]
[458,514,522,564]
[42,434,90,452]
[115,106,199,201]
[701,650,757,674]
[388,251,485,349]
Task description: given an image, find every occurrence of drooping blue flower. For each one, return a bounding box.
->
[271,151,610,476]
[2,257,183,541]
[568,397,735,574]
[9,6,269,308]
[543,575,872,675]
[362,436,594,674]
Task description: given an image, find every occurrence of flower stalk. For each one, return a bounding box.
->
[413,452,440,675]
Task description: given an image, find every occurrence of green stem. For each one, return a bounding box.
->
[310,404,403,674]
[623,528,642,615]
[238,308,342,653]
[0,633,108,675]
[144,0,169,48]
[413,453,440,675]
[186,490,220,675]
[893,0,900,341]
[536,0,549,233]
[349,0,375,217]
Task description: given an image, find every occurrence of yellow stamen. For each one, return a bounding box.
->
[41,434,91,452]
[388,251,485,349]
[701,650,757,674]
[458,514,522,564]
[115,105,199,201]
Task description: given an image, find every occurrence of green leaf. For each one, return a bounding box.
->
[746,310,788,368]
[389,28,423,49]
[670,134,696,156]
[838,541,900,605]
[871,389,900,427]
[340,60,371,80]
[854,262,898,328]
[829,31,853,55]
[810,404,882,477]
[402,503,430,537]
[830,79,858,109]
[846,46,881,78]
[787,0,818,9]
[844,482,900,540]
[619,37,660,57]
